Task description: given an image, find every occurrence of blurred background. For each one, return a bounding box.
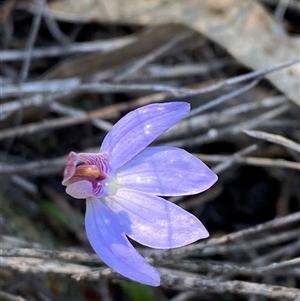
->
[1,0,300,300]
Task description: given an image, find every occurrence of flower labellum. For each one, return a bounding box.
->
[62,102,217,286]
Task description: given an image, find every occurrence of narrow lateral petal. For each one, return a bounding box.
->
[106,189,209,249]
[117,146,218,196]
[85,197,160,286]
[100,102,190,170]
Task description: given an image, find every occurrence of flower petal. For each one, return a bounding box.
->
[106,189,209,249]
[100,102,190,170]
[62,151,79,185]
[77,153,110,173]
[85,197,160,286]
[62,152,110,185]
[66,180,94,199]
[117,146,218,196]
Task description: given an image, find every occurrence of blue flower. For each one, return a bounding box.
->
[62,102,217,286]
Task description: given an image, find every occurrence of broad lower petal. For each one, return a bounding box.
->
[66,180,94,199]
[85,197,160,286]
[100,102,190,170]
[106,189,209,249]
[117,146,218,196]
